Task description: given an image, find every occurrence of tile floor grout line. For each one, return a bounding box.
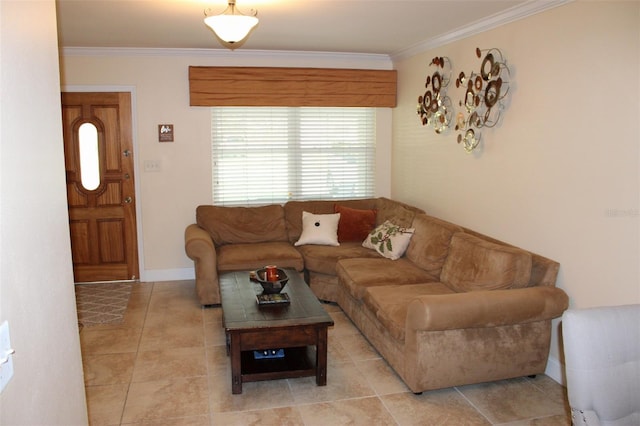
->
[453,386,495,425]
[373,394,402,426]
[202,304,218,425]
[118,281,154,425]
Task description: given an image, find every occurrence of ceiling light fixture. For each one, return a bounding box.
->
[204,0,258,47]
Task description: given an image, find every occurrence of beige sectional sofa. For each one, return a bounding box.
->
[185,197,569,393]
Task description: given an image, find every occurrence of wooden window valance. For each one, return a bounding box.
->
[188,66,397,108]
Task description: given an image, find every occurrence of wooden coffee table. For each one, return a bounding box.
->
[219,269,334,394]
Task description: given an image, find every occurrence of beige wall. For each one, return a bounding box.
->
[0,1,88,424]
[392,0,640,377]
[60,52,394,281]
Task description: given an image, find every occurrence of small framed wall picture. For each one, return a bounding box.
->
[158,124,174,142]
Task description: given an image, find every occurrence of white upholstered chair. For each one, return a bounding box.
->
[562,304,640,426]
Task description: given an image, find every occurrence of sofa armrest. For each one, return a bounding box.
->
[185,223,216,263]
[185,224,220,305]
[406,286,569,331]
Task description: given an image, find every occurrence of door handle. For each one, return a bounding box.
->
[123,149,131,157]
[124,197,133,204]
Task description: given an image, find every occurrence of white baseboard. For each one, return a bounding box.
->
[140,268,195,283]
[545,355,565,386]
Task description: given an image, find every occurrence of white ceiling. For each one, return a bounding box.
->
[55,0,546,56]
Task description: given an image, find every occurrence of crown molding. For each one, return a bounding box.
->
[391,0,573,62]
[60,47,395,70]
[61,1,571,69]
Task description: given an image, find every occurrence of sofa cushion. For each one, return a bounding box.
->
[294,211,340,246]
[297,242,381,275]
[441,233,532,292]
[363,220,415,260]
[217,242,304,272]
[196,205,288,246]
[374,197,422,227]
[405,214,463,277]
[336,257,438,299]
[363,283,455,341]
[334,204,377,242]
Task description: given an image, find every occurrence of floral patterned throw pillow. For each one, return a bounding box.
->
[363,220,415,260]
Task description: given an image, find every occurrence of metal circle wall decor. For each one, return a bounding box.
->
[417,56,453,135]
[455,47,511,153]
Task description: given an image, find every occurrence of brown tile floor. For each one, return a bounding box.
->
[79,280,571,426]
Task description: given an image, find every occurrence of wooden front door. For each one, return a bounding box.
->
[61,92,139,282]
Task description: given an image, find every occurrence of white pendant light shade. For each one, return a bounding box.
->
[204,14,258,44]
[204,1,258,45]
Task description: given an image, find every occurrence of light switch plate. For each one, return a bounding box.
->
[143,160,162,172]
[0,321,14,393]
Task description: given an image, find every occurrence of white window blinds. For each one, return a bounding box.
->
[211,107,375,206]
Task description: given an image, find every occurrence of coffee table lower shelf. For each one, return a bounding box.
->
[240,346,316,383]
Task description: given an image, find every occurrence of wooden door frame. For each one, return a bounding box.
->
[61,85,146,281]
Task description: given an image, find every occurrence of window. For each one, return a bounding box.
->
[211,107,375,206]
[78,122,100,191]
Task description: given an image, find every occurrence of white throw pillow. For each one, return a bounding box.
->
[294,211,341,246]
[363,220,415,260]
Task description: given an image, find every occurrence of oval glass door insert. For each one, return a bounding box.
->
[78,122,100,191]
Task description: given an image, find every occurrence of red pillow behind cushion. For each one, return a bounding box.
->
[334,204,377,242]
